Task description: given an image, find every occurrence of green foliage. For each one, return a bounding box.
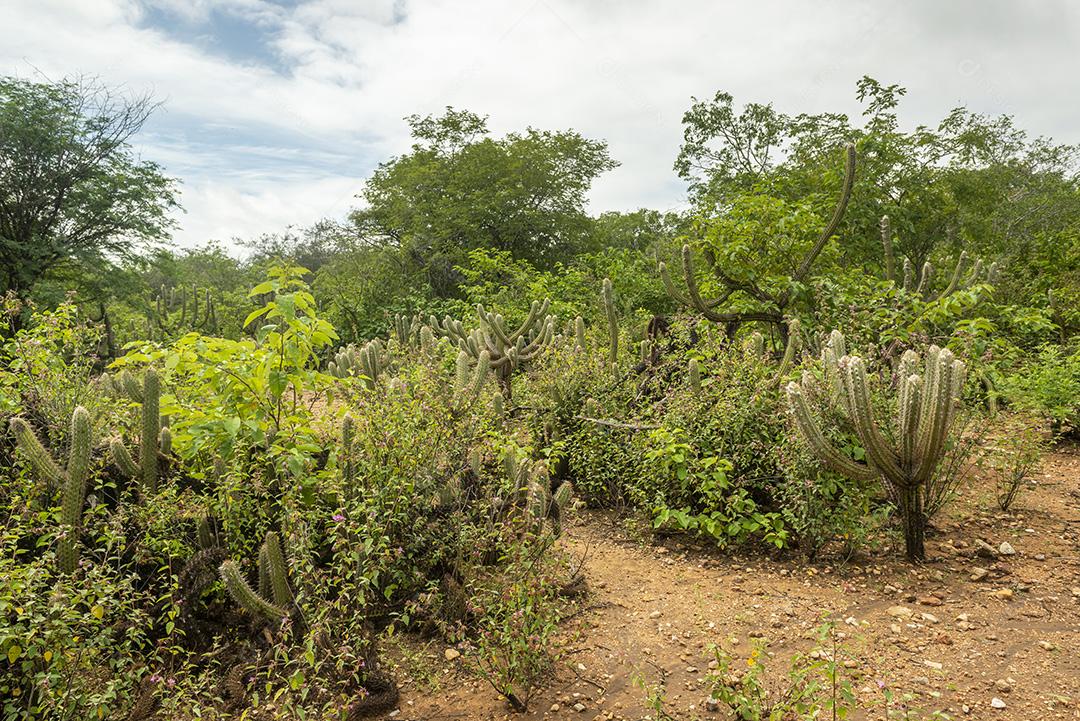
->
[706,622,856,720]
[352,107,617,289]
[1000,344,1080,438]
[0,76,178,303]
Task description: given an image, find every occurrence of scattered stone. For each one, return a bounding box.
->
[921,612,940,624]
[991,697,1007,710]
[1039,640,1056,651]
[918,596,943,607]
[974,539,998,559]
[924,660,943,670]
[1034,553,1046,561]
[994,678,1013,693]
[443,648,460,661]
[970,568,989,582]
[998,541,1016,556]
[551,704,561,713]
[704,697,720,712]
[991,588,1014,601]
[573,702,586,712]
[649,610,662,619]
[888,606,914,619]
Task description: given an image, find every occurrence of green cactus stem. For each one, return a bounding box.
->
[602,278,618,368]
[57,406,92,573]
[881,215,896,283]
[219,559,289,621]
[341,414,355,486]
[109,369,168,494]
[10,418,66,492]
[688,358,701,393]
[574,316,586,352]
[219,530,294,621]
[786,333,966,561]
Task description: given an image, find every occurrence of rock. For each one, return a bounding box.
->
[924,660,943,670]
[994,678,1013,693]
[991,588,1014,601]
[444,648,460,661]
[998,541,1016,556]
[888,606,914,618]
[920,612,940,624]
[917,596,943,607]
[975,539,998,559]
[704,697,720,712]
[1039,640,1056,651]
[991,697,1007,709]
[573,702,586,712]
[551,704,561,713]
[970,568,989,582]
[649,610,662,619]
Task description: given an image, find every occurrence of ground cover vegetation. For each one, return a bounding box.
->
[1,73,1078,719]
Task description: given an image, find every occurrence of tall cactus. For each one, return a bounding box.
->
[11,407,93,573]
[658,144,856,337]
[218,530,294,622]
[602,278,618,369]
[452,350,491,413]
[109,369,168,494]
[785,332,967,560]
[430,301,554,400]
[149,283,218,338]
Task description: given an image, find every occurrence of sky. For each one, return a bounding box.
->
[4,0,1079,250]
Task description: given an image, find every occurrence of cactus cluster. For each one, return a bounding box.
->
[328,339,388,388]
[495,453,574,538]
[429,301,554,399]
[881,215,999,300]
[218,530,294,621]
[150,283,217,337]
[785,331,967,560]
[10,406,93,573]
[109,369,171,494]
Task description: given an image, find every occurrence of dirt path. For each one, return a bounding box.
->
[393,451,1080,720]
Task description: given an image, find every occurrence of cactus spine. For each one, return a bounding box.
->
[218,530,293,621]
[786,333,967,560]
[574,316,586,352]
[881,215,896,283]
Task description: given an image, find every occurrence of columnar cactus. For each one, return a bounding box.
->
[574,316,586,353]
[430,301,554,400]
[109,369,169,493]
[11,407,93,573]
[884,218,998,300]
[218,530,293,622]
[340,414,355,486]
[329,340,388,388]
[786,332,967,560]
[150,283,217,337]
[688,358,701,393]
[452,350,491,413]
[602,279,618,368]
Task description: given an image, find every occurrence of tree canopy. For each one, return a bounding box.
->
[0,76,178,302]
[350,107,618,294]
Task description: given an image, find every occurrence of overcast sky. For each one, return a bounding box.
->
[4,0,1079,249]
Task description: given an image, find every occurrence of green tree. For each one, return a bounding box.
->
[675,77,1080,293]
[0,76,179,313]
[350,107,618,294]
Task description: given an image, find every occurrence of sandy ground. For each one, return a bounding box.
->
[389,449,1080,721]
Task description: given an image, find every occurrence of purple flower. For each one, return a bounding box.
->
[332,513,345,522]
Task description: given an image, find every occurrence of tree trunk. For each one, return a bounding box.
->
[898,484,926,561]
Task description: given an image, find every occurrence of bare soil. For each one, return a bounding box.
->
[389,449,1080,720]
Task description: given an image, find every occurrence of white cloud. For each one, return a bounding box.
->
[3,0,1079,249]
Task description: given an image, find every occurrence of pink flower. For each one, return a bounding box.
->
[332,513,345,522]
